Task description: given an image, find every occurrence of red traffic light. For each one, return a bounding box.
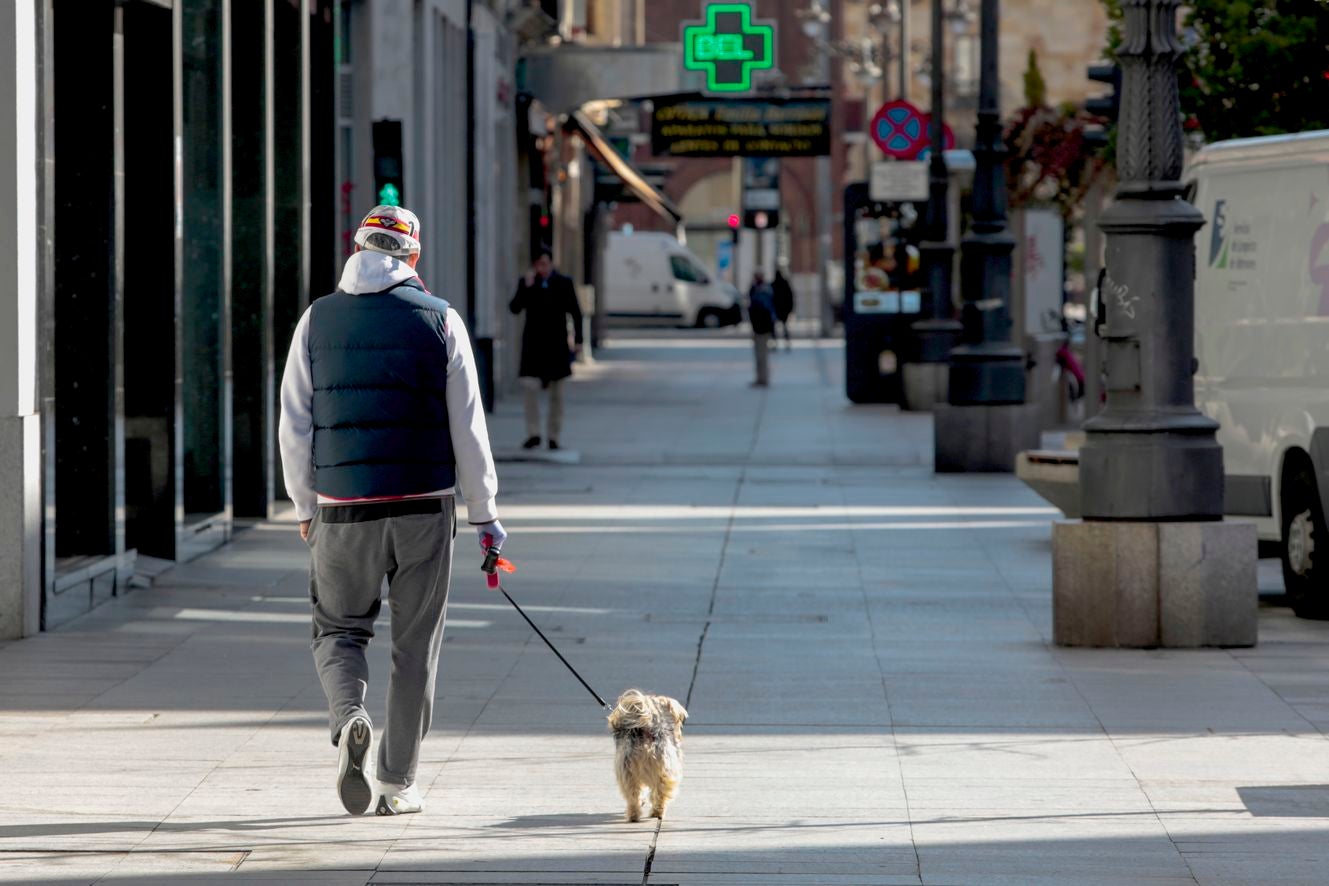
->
[727,213,741,229]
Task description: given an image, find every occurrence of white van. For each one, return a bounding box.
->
[603,231,741,328]
[1190,130,1329,617]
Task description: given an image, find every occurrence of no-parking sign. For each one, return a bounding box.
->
[870,100,953,161]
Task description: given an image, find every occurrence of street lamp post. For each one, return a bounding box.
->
[932,0,1036,470]
[904,0,963,409]
[951,0,1022,403]
[1051,0,1256,648]
[800,0,836,338]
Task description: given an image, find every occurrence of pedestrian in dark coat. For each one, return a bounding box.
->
[510,249,584,450]
[748,272,776,388]
[772,270,795,350]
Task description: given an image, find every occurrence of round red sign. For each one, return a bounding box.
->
[871,99,929,160]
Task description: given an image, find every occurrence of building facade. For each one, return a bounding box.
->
[0,0,533,639]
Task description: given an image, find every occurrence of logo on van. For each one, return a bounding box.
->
[1311,223,1329,315]
[1209,199,1229,269]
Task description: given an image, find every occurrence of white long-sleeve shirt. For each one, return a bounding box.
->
[277,251,499,524]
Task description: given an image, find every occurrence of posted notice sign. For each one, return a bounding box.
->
[870,161,929,203]
[652,98,832,158]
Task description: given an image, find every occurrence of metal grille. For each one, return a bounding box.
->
[338,68,353,122]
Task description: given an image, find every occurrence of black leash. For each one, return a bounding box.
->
[484,547,611,711]
[497,585,612,711]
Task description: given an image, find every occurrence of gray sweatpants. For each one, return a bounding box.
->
[307,498,455,787]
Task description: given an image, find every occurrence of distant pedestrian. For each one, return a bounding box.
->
[772,270,795,351]
[747,271,776,388]
[279,205,505,817]
[510,248,584,451]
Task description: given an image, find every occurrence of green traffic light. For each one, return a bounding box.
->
[378,182,401,207]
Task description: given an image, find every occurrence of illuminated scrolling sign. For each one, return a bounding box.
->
[652,98,832,158]
[681,2,776,94]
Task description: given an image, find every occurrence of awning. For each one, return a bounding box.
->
[568,110,684,227]
[520,44,706,114]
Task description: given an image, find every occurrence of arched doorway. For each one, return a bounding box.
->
[678,170,737,286]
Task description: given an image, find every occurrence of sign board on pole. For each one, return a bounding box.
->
[742,157,780,211]
[652,98,832,158]
[870,161,929,203]
[717,239,734,283]
[914,114,956,159]
[870,99,930,159]
[1022,208,1066,335]
[681,1,776,94]
[868,102,959,162]
[744,189,781,210]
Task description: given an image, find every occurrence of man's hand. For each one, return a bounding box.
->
[475,520,508,553]
[524,270,536,287]
[300,520,311,541]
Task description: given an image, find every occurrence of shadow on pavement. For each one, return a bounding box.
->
[11,825,1329,885]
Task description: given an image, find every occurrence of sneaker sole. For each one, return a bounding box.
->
[375,795,423,816]
[338,719,373,815]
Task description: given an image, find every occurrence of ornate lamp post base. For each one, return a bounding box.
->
[902,0,963,413]
[934,400,1041,473]
[1051,0,1256,648]
[928,0,1030,464]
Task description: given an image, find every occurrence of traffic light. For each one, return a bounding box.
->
[743,209,779,230]
[1084,64,1121,152]
[373,120,404,207]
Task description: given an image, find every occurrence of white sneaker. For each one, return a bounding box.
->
[336,717,374,815]
[375,781,424,815]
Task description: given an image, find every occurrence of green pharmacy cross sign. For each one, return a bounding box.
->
[682,2,776,94]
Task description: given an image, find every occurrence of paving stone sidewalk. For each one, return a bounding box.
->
[3,331,1329,885]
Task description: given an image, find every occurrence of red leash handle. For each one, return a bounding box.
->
[481,538,515,591]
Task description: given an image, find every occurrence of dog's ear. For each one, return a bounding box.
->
[657,696,688,724]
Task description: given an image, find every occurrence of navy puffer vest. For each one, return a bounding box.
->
[307,278,456,500]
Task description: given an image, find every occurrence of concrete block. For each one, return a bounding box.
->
[1052,520,1158,647]
[1016,449,1081,517]
[1158,521,1258,648]
[934,402,1042,472]
[1053,519,1257,648]
[902,362,948,412]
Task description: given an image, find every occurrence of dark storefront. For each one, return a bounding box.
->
[38,0,339,628]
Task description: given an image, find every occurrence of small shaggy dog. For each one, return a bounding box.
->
[607,689,688,822]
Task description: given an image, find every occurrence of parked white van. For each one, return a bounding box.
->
[1190,130,1329,617]
[603,231,741,328]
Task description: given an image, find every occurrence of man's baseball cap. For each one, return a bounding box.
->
[354,205,422,257]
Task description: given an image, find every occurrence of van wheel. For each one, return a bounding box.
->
[696,309,721,329]
[1281,461,1329,619]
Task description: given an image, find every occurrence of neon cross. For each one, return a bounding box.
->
[682,2,775,94]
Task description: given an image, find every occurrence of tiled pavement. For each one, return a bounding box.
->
[3,331,1329,885]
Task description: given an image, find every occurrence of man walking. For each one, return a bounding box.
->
[510,248,583,450]
[279,205,505,816]
[747,271,776,388]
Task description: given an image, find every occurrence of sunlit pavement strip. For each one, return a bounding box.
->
[2,330,1329,885]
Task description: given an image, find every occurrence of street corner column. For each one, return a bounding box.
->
[0,0,42,639]
[1052,0,1257,649]
[932,0,1038,472]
